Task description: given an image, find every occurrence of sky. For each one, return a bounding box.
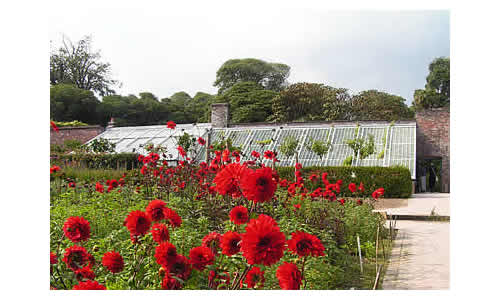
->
[49,8,449,105]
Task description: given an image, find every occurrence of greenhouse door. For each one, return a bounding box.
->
[416,158,442,193]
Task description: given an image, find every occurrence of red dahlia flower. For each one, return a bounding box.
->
[263,150,276,160]
[145,199,167,221]
[152,223,170,243]
[287,231,325,257]
[63,245,92,271]
[309,173,318,182]
[155,242,178,268]
[197,137,206,145]
[240,167,277,203]
[213,163,248,198]
[167,254,192,280]
[372,187,385,199]
[124,210,151,237]
[276,262,302,290]
[50,252,57,265]
[167,121,176,129]
[50,165,61,174]
[220,231,241,256]
[164,207,182,228]
[339,198,345,205]
[241,214,285,266]
[189,246,215,271]
[358,182,365,192]
[177,145,187,158]
[72,280,106,290]
[95,182,104,193]
[161,272,182,290]
[102,251,124,273]
[295,163,302,170]
[251,151,260,159]
[63,216,91,243]
[229,205,249,225]
[68,181,75,188]
[202,232,222,254]
[348,183,357,193]
[75,265,95,280]
[245,266,265,289]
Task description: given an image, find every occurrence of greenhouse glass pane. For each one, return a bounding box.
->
[356,126,387,166]
[325,127,357,166]
[244,129,276,157]
[274,129,306,166]
[388,126,416,178]
[298,128,331,165]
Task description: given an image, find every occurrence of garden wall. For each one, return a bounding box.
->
[415,107,450,193]
[50,125,104,146]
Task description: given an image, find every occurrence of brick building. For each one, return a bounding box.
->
[415,107,450,193]
[50,125,105,146]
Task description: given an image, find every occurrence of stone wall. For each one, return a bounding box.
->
[415,107,450,192]
[50,125,104,146]
[211,103,229,128]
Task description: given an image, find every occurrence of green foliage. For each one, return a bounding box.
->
[210,137,241,153]
[215,81,277,123]
[345,134,375,162]
[413,57,450,110]
[177,132,195,153]
[277,166,413,198]
[343,156,353,166]
[50,84,101,124]
[51,153,140,170]
[350,90,414,121]
[51,120,89,127]
[305,137,330,160]
[50,35,120,96]
[214,58,290,93]
[270,83,351,122]
[84,138,116,153]
[279,136,300,159]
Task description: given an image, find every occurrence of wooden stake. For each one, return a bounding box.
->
[372,264,382,290]
[357,234,363,274]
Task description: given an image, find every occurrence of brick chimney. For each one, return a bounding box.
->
[211,103,229,128]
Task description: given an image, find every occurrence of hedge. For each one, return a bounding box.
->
[276,166,413,198]
[50,153,140,170]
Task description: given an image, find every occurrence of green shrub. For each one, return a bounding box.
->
[51,152,140,170]
[277,165,413,198]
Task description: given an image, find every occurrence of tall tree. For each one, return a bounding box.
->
[50,35,121,96]
[215,81,277,123]
[213,58,290,94]
[350,90,414,121]
[270,83,351,122]
[412,57,450,110]
[50,84,101,124]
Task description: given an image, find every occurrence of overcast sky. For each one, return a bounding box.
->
[49,9,449,105]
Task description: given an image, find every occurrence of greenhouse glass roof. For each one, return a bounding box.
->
[89,121,416,179]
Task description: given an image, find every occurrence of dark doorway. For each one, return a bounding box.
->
[416,158,442,193]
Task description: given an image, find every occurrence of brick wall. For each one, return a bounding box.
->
[50,126,104,146]
[415,107,450,192]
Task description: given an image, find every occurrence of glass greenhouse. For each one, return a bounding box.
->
[88,121,416,179]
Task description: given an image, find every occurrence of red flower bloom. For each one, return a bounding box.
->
[245,266,265,289]
[68,181,75,188]
[50,165,61,174]
[339,198,345,205]
[63,245,92,271]
[240,167,277,203]
[124,210,151,237]
[164,207,182,228]
[202,232,222,254]
[308,173,319,182]
[295,163,302,170]
[209,270,231,290]
[189,246,215,271]
[95,181,104,193]
[75,265,95,280]
[229,206,249,225]
[50,121,59,132]
[348,183,357,193]
[155,242,178,268]
[63,216,91,243]
[276,262,302,290]
[358,182,365,192]
[197,137,206,145]
[72,280,106,290]
[372,187,385,200]
[161,272,182,290]
[177,145,187,158]
[287,231,325,257]
[167,121,176,129]
[220,231,241,256]
[102,251,124,273]
[241,214,286,266]
[263,150,276,160]
[293,203,301,211]
[50,252,57,265]
[167,254,192,280]
[213,163,248,198]
[145,199,167,222]
[152,223,170,244]
[357,199,363,205]
[251,151,261,159]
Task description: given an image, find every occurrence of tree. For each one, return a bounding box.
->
[50,35,120,96]
[350,90,414,121]
[412,57,450,110]
[270,83,351,122]
[50,84,100,124]
[214,58,290,94]
[215,81,277,123]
